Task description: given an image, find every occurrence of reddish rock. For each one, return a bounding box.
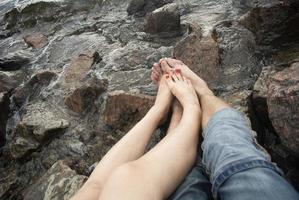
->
[13,71,57,107]
[103,90,155,131]
[267,62,299,156]
[65,78,108,113]
[24,34,48,49]
[145,3,180,34]
[173,23,219,86]
[63,51,101,84]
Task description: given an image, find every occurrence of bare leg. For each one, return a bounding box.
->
[152,62,183,134]
[161,58,230,128]
[99,73,201,200]
[71,75,173,200]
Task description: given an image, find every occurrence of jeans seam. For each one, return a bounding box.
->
[211,159,283,199]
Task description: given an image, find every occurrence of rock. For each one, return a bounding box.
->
[0,72,18,93]
[173,23,219,86]
[0,92,10,147]
[65,78,108,113]
[0,50,31,71]
[63,51,101,84]
[102,90,155,131]
[212,21,260,91]
[252,66,277,130]
[9,136,39,159]
[10,102,69,159]
[267,62,299,156]
[13,71,57,107]
[127,0,146,15]
[145,3,180,34]
[238,0,299,46]
[23,160,87,200]
[0,167,17,199]
[23,33,48,49]
[127,0,174,16]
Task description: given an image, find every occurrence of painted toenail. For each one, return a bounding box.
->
[175,69,181,73]
[166,75,170,79]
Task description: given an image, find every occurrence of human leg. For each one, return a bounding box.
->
[162,58,299,199]
[99,73,202,200]
[71,75,172,200]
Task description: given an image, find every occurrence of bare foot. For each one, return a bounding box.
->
[160,58,214,97]
[165,71,200,110]
[153,74,173,124]
[151,62,163,86]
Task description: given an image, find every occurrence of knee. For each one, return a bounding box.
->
[109,161,142,183]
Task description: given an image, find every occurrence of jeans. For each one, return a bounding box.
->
[169,108,299,200]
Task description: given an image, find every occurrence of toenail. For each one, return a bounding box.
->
[175,68,181,73]
[166,75,170,79]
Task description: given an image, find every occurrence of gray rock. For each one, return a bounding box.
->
[10,102,69,159]
[0,92,9,147]
[0,50,32,71]
[23,160,87,200]
[145,3,180,34]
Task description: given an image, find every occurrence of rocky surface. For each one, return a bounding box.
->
[0,0,298,199]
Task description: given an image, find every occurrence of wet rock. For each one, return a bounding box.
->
[63,51,101,84]
[173,23,219,86]
[102,90,155,131]
[0,50,31,71]
[13,71,57,107]
[65,78,108,113]
[23,160,87,200]
[145,3,180,34]
[23,33,48,49]
[267,62,299,156]
[10,102,69,159]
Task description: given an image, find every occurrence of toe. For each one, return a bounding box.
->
[165,74,175,89]
[175,69,183,80]
[166,58,184,68]
[153,63,162,75]
[160,59,173,73]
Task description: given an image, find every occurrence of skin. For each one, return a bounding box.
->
[99,72,201,200]
[160,58,230,128]
[72,57,230,200]
[71,74,184,200]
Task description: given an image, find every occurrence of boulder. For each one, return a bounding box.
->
[212,21,260,91]
[0,72,18,93]
[102,90,155,131]
[9,136,40,159]
[252,65,277,130]
[127,0,174,16]
[173,23,219,86]
[10,102,69,159]
[65,78,108,113]
[267,62,299,156]
[145,3,180,34]
[13,71,57,107]
[0,50,32,71]
[63,51,101,84]
[238,0,299,46]
[23,33,48,49]
[23,160,87,200]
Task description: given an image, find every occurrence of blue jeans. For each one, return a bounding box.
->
[169,108,299,200]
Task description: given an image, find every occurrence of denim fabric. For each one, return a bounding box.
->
[168,154,212,200]
[170,108,299,200]
[202,108,299,199]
